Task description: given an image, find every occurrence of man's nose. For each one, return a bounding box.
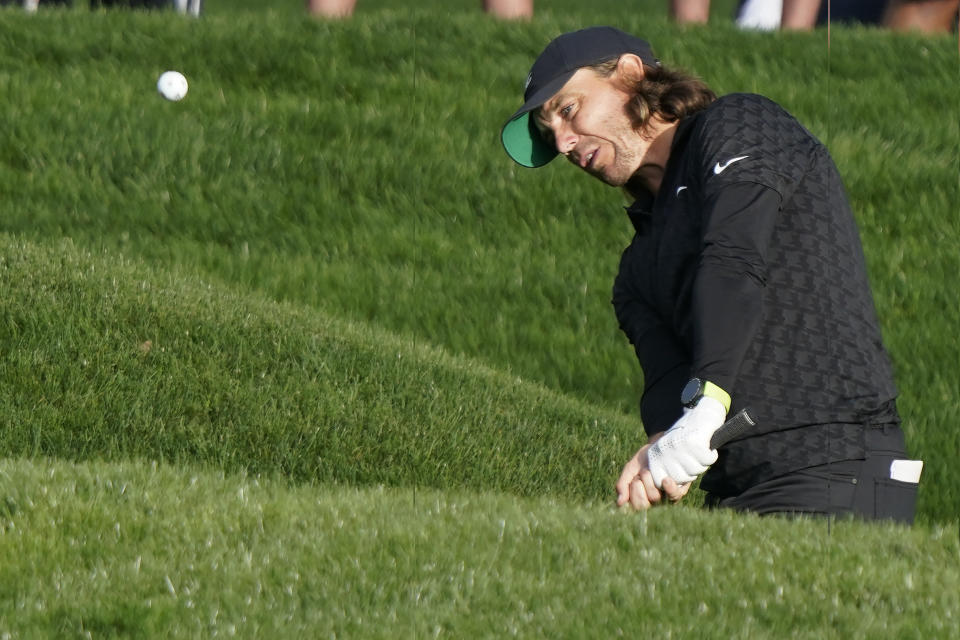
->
[554,125,577,155]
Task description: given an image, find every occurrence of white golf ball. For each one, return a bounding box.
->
[157,71,188,101]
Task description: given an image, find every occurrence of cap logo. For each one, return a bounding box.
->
[524,72,533,92]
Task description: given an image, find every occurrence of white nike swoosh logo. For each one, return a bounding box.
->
[713,155,750,174]
[675,186,688,196]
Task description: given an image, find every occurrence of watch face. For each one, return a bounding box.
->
[681,378,703,406]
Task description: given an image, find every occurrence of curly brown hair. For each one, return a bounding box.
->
[589,58,717,129]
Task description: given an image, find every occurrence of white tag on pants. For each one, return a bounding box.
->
[890,459,923,484]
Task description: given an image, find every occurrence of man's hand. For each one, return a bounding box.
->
[647,396,727,488]
[616,432,692,510]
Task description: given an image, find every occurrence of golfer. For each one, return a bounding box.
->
[501,26,921,522]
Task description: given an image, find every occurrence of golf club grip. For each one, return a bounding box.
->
[710,408,756,449]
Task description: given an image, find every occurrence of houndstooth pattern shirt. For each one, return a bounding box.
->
[612,93,899,495]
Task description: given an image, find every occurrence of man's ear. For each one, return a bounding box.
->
[615,54,646,86]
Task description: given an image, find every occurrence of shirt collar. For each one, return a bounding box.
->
[623,112,703,235]
[624,192,654,234]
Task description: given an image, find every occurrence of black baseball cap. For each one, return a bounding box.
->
[501,26,660,168]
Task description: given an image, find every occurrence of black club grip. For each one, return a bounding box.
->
[710,408,756,449]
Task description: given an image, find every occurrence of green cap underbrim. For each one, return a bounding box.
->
[501,112,558,169]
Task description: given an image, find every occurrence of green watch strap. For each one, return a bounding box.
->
[702,381,731,413]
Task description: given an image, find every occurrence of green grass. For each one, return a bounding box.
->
[0,236,641,499]
[2,458,958,638]
[0,2,958,636]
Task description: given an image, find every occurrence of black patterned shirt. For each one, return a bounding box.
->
[612,93,899,494]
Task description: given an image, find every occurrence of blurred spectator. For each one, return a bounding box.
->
[307,0,533,19]
[670,0,710,23]
[172,0,201,15]
[673,0,823,30]
[4,0,202,10]
[735,0,782,30]
[90,0,166,6]
[737,0,882,30]
[306,0,354,17]
[2,0,71,10]
[780,0,821,28]
[483,0,533,19]
[678,0,958,31]
[884,0,959,32]
[814,0,887,25]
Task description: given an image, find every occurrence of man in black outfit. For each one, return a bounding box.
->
[501,26,922,523]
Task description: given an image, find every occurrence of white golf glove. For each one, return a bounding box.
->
[647,396,727,488]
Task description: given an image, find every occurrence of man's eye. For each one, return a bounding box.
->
[560,104,574,117]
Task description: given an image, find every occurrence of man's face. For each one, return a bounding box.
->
[533,67,648,187]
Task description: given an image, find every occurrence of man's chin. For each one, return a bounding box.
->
[596,171,627,188]
[579,162,630,187]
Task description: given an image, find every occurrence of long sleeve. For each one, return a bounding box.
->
[690,182,782,393]
[613,248,688,436]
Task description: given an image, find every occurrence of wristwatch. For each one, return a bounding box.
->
[681,378,731,412]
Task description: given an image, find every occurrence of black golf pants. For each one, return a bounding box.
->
[705,424,918,524]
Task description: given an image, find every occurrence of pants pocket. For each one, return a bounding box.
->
[872,478,917,524]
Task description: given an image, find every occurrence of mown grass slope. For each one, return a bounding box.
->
[1,235,639,499]
[1,458,957,638]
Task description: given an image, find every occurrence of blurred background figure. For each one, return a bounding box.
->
[6,0,71,11]
[172,0,201,16]
[674,0,958,31]
[89,0,197,9]
[3,0,202,12]
[306,0,354,18]
[307,0,533,19]
[669,0,711,23]
[735,0,783,30]
[482,0,533,19]
[672,0,823,30]
[779,0,822,28]
[884,0,959,32]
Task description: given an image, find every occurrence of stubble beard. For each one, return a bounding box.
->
[600,101,648,188]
